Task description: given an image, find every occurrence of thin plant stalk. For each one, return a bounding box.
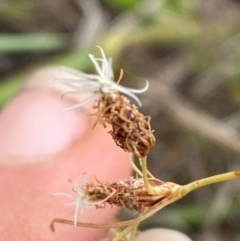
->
[141,156,157,194]
[181,170,240,196]
[112,224,135,241]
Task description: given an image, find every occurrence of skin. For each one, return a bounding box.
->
[0,67,192,241]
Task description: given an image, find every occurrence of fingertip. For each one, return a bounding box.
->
[136,228,193,241]
[0,66,132,241]
[0,66,89,157]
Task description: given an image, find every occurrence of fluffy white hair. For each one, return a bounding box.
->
[52,46,149,111]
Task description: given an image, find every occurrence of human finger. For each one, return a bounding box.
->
[0,67,131,241]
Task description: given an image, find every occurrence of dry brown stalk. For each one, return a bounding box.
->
[147,80,240,155]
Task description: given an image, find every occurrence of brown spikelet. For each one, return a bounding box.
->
[84,177,171,212]
[92,93,156,157]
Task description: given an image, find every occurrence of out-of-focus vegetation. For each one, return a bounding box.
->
[1,0,240,240]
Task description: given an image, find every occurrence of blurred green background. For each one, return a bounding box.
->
[1,0,240,240]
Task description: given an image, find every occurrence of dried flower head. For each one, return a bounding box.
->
[93,93,155,157]
[52,46,155,157]
[52,174,175,231]
[51,175,181,232]
[85,176,172,213]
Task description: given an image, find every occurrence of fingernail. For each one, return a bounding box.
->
[0,67,88,156]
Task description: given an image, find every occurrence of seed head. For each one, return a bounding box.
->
[93,93,155,157]
[85,177,172,213]
[52,46,155,156]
